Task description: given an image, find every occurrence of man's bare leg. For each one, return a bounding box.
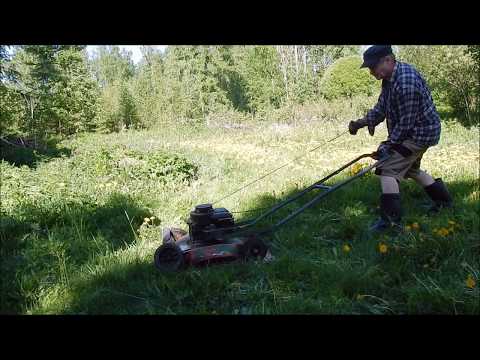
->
[409,170,435,187]
[380,175,399,194]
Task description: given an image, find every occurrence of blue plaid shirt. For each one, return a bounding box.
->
[365,61,441,147]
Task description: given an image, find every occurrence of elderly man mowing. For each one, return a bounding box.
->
[349,45,453,232]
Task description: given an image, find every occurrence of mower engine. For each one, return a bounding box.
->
[188,204,235,245]
[154,204,268,271]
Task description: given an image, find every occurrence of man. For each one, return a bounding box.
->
[349,45,453,232]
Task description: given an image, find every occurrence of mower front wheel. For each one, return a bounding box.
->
[154,243,185,272]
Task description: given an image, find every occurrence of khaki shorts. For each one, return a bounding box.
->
[375,139,428,181]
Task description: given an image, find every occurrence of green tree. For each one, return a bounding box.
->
[159,45,245,120]
[1,46,25,140]
[132,47,167,124]
[466,45,480,108]
[90,46,135,88]
[320,55,379,100]
[237,46,285,113]
[49,47,99,134]
[89,46,138,131]
[5,46,60,145]
[1,46,100,142]
[399,45,478,126]
[118,82,139,129]
[307,45,360,76]
[95,80,139,132]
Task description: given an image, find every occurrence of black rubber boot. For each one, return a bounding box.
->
[369,193,402,232]
[423,178,453,213]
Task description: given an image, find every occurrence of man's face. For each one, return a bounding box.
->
[369,56,394,80]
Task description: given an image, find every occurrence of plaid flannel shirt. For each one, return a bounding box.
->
[365,61,441,147]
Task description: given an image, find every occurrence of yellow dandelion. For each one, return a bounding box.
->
[405,225,412,231]
[440,228,449,237]
[350,163,363,176]
[434,227,449,237]
[378,243,388,254]
[412,222,420,230]
[342,244,351,253]
[466,275,476,289]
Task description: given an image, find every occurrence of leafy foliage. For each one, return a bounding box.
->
[1,44,477,145]
[319,55,380,100]
[238,46,285,113]
[398,45,478,126]
[1,46,99,144]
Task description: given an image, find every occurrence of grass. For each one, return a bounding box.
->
[1,111,479,314]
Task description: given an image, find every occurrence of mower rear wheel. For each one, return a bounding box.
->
[242,237,268,260]
[154,243,185,272]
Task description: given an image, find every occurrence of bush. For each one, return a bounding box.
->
[398,46,478,127]
[94,81,141,133]
[260,95,378,125]
[64,145,198,185]
[320,56,380,100]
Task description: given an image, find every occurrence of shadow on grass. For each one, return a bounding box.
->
[49,257,274,314]
[0,137,72,168]
[0,193,152,314]
[19,173,478,315]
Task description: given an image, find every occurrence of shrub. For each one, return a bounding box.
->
[320,56,380,100]
[94,81,140,133]
[398,46,478,127]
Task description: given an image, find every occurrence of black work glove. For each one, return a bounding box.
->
[367,124,375,136]
[349,118,375,136]
[348,119,365,135]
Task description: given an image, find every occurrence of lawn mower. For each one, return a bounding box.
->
[154,151,389,272]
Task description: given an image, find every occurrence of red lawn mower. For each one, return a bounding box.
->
[154,151,388,272]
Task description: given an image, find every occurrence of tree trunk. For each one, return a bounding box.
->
[294,45,299,75]
[276,46,289,101]
[303,46,307,75]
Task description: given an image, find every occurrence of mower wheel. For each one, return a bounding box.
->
[242,237,268,260]
[154,243,185,272]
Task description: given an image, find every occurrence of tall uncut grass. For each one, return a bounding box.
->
[1,99,479,314]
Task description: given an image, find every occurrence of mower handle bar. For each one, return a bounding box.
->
[202,151,388,236]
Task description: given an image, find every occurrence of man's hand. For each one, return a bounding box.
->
[349,119,366,135]
[376,141,392,159]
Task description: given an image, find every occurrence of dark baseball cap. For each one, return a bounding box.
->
[360,45,393,68]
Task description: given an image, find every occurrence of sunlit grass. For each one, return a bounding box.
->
[1,110,478,314]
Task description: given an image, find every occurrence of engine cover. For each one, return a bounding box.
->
[188,204,234,244]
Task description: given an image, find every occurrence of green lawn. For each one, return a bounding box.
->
[1,119,478,314]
